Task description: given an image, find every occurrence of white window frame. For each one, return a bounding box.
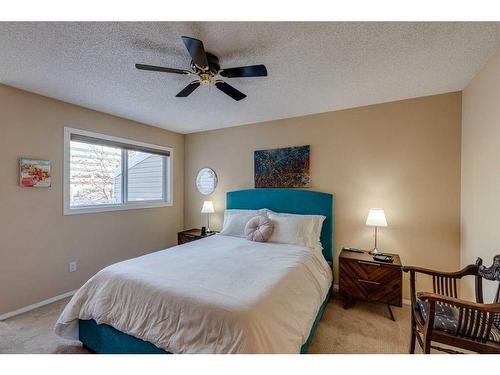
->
[64,127,173,215]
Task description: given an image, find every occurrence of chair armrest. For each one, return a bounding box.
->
[403,264,478,278]
[417,292,500,313]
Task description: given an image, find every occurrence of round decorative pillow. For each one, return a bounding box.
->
[244,215,274,242]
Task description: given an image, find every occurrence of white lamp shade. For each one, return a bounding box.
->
[201,201,215,214]
[366,208,387,227]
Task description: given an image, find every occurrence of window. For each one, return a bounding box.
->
[64,128,172,214]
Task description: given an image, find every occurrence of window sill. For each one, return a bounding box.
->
[63,201,173,215]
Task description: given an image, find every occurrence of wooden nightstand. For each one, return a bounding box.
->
[339,249,402,321]
[177,229,217,245]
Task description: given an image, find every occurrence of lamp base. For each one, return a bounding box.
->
[369,248,380,255]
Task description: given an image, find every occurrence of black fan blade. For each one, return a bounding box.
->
[135,64,190,75]
[176,81,201,97]
[220,65,268,78]
[215,81,247,101]
[181,36,209,69]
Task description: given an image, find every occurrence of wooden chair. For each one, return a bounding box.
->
[403,255,500,354]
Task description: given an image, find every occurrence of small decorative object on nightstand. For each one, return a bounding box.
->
[178,228,217,245]
[366,208,387,255]
[339,248,402,321]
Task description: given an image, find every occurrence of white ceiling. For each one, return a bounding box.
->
[1,22,499,134]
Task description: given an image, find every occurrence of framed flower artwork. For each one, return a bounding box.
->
[19,159,51,188]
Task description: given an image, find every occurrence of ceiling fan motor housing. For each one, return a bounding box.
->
[191,52,220,74]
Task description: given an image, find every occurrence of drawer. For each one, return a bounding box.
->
[178,234,198,244]
[340,258,401,283]
[339,258,402,307]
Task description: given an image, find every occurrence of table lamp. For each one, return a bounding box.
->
[201,200,215,233]
[366,208,387,255]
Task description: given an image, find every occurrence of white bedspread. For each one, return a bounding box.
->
[55,235,332,353]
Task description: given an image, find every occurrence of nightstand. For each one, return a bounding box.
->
[339,249,402,321]
[177,229,217,245]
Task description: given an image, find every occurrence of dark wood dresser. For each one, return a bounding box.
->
[339,249,402,320]
[177,228,217,245]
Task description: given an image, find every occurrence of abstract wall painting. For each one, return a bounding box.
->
[19,159,51,188]
[254,145,310,188]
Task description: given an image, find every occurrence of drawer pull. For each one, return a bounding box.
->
[357,261,380,267]
[357,279,381,285]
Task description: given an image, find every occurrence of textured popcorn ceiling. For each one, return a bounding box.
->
[1,22,499,133]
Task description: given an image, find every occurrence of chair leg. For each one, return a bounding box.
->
[423,338,432,354]
[422,300,435,354]
[409,325,416,354]
[423,328,432,354]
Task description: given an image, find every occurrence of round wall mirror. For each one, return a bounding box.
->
[196,167,217,195]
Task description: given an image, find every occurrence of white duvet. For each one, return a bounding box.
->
[55,235,332,353]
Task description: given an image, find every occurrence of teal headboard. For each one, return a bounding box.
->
[226,189,334,262]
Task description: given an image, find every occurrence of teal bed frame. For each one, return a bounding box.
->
[79,188,334,354]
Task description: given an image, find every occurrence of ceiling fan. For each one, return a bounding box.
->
[135,36,268,101]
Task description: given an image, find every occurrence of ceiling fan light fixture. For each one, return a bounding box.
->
[199,73,214,85]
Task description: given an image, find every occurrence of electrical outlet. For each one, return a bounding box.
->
[69,261,77,273]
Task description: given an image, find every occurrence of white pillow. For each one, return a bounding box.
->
[220,209,267,238]
[309,214,326,248]
[267,211,325,248]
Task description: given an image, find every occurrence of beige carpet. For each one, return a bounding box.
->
[0,295,416,354]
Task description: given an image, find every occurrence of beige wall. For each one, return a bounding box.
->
[461,51,500,302]
[185,93,462,298]
[0,83,464,313]
[0,85,184,315]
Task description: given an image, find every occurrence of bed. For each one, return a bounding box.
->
[55,188,334,353]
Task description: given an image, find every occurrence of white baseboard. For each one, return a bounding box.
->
[332,283,411,306]
[0,289,77,321]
